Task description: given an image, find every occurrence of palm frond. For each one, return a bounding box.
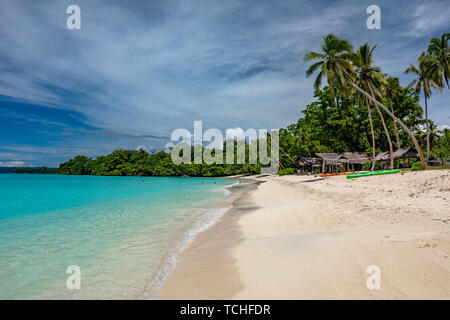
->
[305,61,323,78]
[303,51,324,63]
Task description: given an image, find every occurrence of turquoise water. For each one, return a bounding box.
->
[0,174,235,299]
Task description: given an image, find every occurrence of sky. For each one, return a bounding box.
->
[0,0,448,167]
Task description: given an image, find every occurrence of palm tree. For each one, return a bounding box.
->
[405,53,442,161]
[385,78,401,149]
[304,34,354,94]
[353,43,394,169]
[427,33,450,89]
[354,90,376,170]
[418,121,442,152]
[304,34,426,169]
[295,126,314,162]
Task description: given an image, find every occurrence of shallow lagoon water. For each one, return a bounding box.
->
[0,174,235,299]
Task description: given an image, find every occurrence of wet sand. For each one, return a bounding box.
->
[158,179,261,299]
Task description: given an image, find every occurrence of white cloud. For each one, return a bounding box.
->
[0,160,26,167]
[405,2,450,37]
[164,142,175,151]
[0,0,449,168]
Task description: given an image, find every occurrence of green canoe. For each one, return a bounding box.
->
[346,169,401,179]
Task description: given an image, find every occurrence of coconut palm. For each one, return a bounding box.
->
[404,52,442,161]
[354,89,376,170]
[304,34,354,95]
[427,33,450,89]
[418,121,442,151]
[353,43,394,169]
[385,78,401,149]
[295,125,314,163]
[304,34,426,169]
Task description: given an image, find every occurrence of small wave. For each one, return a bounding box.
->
[224,180,240,197]
[150,205,232,299]
[229,180,240,188]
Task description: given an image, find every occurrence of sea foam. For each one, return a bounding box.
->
[150,205,232,299]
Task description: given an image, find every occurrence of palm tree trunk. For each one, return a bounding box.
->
[390,103,401,149]
[274,141,300,169]
[366,81,394,170]
[346,80,426,170]
[424,94,430,162]
[365,96,376,171]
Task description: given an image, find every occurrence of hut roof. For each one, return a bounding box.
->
[315,153,343,162]
[299,157,321,166]
[375,151,390,161]
[315,152,370,164]
[340,152,370,164]
[393,148,419,159]
[375,148,420,162]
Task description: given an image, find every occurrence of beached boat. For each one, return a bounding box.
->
[346,169,401,179]
[320,171,355,177]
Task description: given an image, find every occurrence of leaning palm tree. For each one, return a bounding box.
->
[427,33,450,89]
[404,53,442,161]
[304,34,426,169]
[385,78,402,149]
[354,88,376,170]
[353,43,394,169]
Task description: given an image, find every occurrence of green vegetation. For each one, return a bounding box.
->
[405,33,449,163]
[277,82,425,170]
[14,167,58,174]
[58,33,449,176]
[278,168,297,176]
[58,146,264,177]
[411,161,424,171]
[431,128,450,160]
[302,33,449,170]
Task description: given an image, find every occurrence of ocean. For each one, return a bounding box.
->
[0,174,236,299]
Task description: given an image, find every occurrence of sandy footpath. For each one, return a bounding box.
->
[160,170,450,299]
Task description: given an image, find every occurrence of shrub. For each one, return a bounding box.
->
[411,161,423,171]
[278,168,297,176]
[362,162,371,171]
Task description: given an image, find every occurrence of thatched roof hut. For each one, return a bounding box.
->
[315,153,343,164]
[375,148,419,162]
[315,152,370,164]
[315,153,343,173]
[340,152,370,164]
[393,148,419,159]
[299,157,321,167]
[375,151,390,161]
[315,152,369,173]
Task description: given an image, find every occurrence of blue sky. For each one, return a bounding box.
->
[0,0,448,167]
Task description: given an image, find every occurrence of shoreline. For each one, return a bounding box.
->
[159,170,450,299]
[158,177,262,299]
[142,177,242,299]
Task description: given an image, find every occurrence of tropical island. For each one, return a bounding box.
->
[1,0,449,302]
[159,33,450,300]
[13,167,58,174]
[56,34,449,177]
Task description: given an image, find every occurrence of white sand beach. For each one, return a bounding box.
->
[159,170,450,299]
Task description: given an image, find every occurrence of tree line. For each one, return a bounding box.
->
[57,33,449,176]
[303,33,449,170]
[57,144,264,177]
[14,167,58,174]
